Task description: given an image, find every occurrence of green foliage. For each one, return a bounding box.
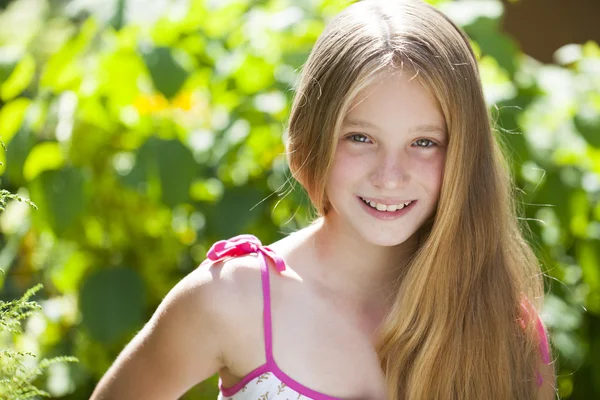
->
[0,284,77,400]
[80,267,146,344]
[0,188,37,214]
[0,0,598,398]
[0,140,77,400]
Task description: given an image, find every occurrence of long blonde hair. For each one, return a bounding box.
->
[286,0,550,398]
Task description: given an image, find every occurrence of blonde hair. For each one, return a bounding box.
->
[286,0,550,398]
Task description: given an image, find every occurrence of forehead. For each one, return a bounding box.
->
[343,71,446,132]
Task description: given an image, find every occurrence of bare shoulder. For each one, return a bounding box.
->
[90,255,265,400]
[191,254,266,323]
[146,253,265,338]
[193,254,269,376]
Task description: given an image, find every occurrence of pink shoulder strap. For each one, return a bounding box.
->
[204,234,285,363]
[519,297,551,387]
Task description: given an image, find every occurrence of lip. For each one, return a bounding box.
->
[359,196,415,206]
[357,196,417,220]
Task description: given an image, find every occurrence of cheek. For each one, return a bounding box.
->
[330,149,369,181]
[413,152,445,194]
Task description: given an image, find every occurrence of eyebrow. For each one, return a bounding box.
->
[342,118,447,135]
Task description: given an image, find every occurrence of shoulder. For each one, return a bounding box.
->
[89,254,267,398]
[144,253,266,350]
[518,296,556,399]
[182,254,266,327]
[150,254,267,368]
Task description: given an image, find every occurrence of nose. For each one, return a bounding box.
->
[370,152,410,190]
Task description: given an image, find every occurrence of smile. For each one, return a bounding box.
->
[359,197,414,212]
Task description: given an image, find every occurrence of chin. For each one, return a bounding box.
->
[359,229,417,248]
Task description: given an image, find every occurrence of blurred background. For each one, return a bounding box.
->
[0,0,598,398]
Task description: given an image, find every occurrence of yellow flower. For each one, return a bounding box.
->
[133,93,169,115]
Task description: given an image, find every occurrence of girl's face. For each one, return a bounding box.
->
[325,71,447,247]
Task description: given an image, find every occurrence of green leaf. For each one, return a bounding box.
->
[31,167,86,235]
[208,185,266,238]
[120,138,196,207]
[582,41,600,58]
[533,170,570,231]
[0,53,35,102]
[119,137,157,194]
[40,18,97,92]
[569,190,590,238]
[0,97,31,145]
[5,123,35,185]
[98,51,145,110]
[201,2,248,38]
[233,55,274,94]
[544,294,583,331]
[463,17,519,77]
[494,85,539,169]
[577,239,600,315]
[578,240,600,292]
[80,267,146,344]
[23,141,66,182]
[141,47,189,99]
[51,250,91,294]
[109,0,126,31]
[0,49,19,85]
[157,140,196,207]
[574,111,600,148]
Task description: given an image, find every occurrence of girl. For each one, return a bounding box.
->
[91,0,555,399]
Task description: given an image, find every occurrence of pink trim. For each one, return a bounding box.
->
[213,235,342,400]
[219,364,343,400]
[219,364,342,400]
[258,250,341,399]
[219,364,269,397]
[258,250,275,362]
[268,363,342,400]
[519,298,551,365]
[213,237,551,397]
[535,314,551,365]
[519,297,551,388]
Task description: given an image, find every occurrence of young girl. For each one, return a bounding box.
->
[91,0,555,399]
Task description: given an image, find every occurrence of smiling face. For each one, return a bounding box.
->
[324,70,448,247]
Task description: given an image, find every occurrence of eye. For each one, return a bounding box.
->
[346,133,371,144]
[414,138,437,148]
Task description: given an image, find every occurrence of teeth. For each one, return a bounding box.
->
[362,198,412,212]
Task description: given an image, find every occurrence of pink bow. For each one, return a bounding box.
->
[205,234,286,272]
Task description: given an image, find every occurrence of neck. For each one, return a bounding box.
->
[304,216,419,307]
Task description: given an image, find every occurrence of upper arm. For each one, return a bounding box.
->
[90,266,229,400]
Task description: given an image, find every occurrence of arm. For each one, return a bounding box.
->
[90,267,226,400]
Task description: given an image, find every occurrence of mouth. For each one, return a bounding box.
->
[359,196,415,212]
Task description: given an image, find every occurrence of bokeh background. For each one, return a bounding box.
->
[0,0,599,398]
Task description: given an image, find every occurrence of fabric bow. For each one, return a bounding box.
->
[205,234,286,272]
